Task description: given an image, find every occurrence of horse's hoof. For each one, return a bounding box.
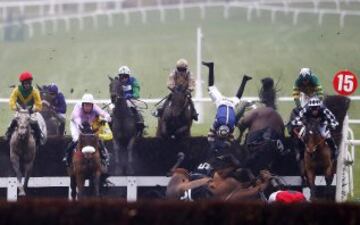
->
[18,191,26,196]
[171,135,175,139]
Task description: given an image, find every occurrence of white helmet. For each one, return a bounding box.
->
[299,68,312,78]
[81,93,94,104]
[308,96,322,107]
[176,58,188,72]
[217,125,230,137]
[118,65,131,75]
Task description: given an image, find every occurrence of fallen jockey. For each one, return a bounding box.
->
[290,96,339,161]
[63,93,111,167]
[5,71,46,146]
[203,61,242,156]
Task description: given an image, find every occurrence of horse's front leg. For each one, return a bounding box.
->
[324,160,335,199]
[23,160,35,194]
[126,137,137,175]
[93,171,101,197]
[305,164,316,200]
[76,175,85,199]
[10,153,25,196]
[70,175,77,200]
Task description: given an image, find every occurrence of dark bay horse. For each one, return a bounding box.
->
[166,167,272,201]
[38,85,65,136]
[297,118,334,200]
[109,76,138,174]
[237,78,285,175]
[10,110,36,196]
[67,124,102,199]
[156,85,193,139]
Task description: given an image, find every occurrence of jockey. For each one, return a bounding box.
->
[268,190,307,203]
[153,58,198,121]
[208,84,239,155]
[117,65,145,136]
[5,71,45,146]
[63,93,111,167]
[290,96,339,160]
[292,67,323,108]
[91,115,113,166]
[45,83,67,134]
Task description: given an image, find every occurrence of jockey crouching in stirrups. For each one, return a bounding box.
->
[44,83,67,134]
[290,96,339,161]
[153,58,198,121]
[63,93,112,167]
[115,65,145,136]
[5,71,47,147]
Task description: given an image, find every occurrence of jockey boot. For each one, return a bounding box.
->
[63,141,77,167]
[4,119,18,141]
[59,119,66,135]
[190,101,198,121]
[326,138,338,160]
[99,141,110,166]
[30,122,43,147]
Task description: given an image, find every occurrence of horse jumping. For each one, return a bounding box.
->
[156,85,193,139]
[9,110,37,196]
[109,76,138,174]
[67,124,102,199]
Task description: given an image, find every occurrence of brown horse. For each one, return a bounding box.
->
[298,118,334,200]
[237,78,285,175]
[166,167,271,201]
[67,124,102,199]
[9,110,36,196]
[156,85,193,139]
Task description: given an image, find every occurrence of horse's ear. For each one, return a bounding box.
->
[108,75,114,82]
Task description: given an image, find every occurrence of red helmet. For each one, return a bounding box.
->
[19,71,33,82]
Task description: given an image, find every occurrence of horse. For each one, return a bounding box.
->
[9,110,36,196]
[67,123,102,199]
[156,85,193,139]
[237,78,285,176]
[166,153,271,201]
[37,85,65,136]
[166,167,272,201]
[296,117,334,200]
[109,76,138,174]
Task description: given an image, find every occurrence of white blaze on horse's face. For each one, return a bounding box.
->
[17,114,30,139]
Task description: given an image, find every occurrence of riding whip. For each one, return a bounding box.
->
[167,152,185,176]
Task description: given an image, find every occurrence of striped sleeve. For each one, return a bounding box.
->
[291,107,307,126]
[323,108,339,128]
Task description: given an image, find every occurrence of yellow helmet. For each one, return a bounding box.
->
[176,58,188,72]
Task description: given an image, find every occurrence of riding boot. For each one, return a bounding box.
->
[59,119,66,135]
[30,122,43,147]
[99,140,110,166]
[4,119,18,141]
[190,100,198,121]
[63,141,77,167]
[133,108,145,136]
[326,138,338,161]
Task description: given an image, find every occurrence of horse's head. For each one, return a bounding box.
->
[78,124,99,159]
[109,76,125,103]
[15,110,32,140]
[168,84,190,117]
[302,118,324,154]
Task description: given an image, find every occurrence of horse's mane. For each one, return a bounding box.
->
[259,77,277,110]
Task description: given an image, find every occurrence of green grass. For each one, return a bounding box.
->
[0,6,360,198]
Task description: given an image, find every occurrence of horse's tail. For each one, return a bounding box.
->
[259,77,277,110]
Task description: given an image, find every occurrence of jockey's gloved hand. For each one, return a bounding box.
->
[125,93,133,99]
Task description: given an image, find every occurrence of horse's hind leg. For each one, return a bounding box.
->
[10,154,25,196]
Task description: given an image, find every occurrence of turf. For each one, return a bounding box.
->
[0,6,359,198]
